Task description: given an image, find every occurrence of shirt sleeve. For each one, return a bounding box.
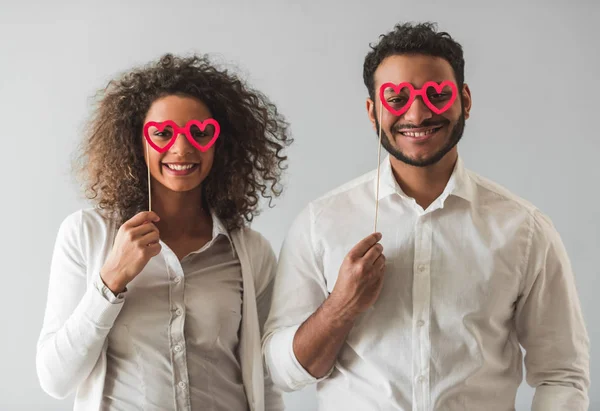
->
[94,271,127,304]
[515,210,590,411]
[262,204,334,392]
[36,211,124,399]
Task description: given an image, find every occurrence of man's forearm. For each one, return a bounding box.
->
[292,295,358,378]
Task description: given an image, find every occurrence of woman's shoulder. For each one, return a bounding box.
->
[58,207,118,246]
[234,226,277,286]
[236,226,274,256]
[61,206,115,228]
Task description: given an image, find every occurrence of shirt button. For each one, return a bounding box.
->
[418,376,425,383]
[417,320,425,327]
[175,308,183,316]
[417,264,426,273]
[174,344,182,352]
[178,381,187,389]
[173,276,181,284]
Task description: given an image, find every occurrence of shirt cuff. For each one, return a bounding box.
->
[267,324,334,390]
[94,272,127,305]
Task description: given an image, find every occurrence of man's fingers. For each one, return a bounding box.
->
[362,243,384,266]
[372,253,386,273]
[348,232,382,259]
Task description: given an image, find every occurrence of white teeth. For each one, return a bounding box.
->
[166,164,195,171]
[402,127,439,137]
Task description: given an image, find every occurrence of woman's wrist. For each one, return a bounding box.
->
[100,269,127,295]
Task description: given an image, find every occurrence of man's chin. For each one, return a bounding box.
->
[384,143,442,167]
[391,153,438,167]
[385,133,461,168]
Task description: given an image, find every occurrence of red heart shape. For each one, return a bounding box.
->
[143,120,178,153]
[379,81,458,116]
[379,82,415,116]
[143,119,221,153]
[185,119,221,152]
[420,81,458,115]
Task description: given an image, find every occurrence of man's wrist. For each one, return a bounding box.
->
[322,294,358,328]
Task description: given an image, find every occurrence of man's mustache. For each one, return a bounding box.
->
[393,119,449,132]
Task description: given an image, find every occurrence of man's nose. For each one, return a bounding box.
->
[402,96,433,125]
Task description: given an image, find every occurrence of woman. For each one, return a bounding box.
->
[36,53,292,411]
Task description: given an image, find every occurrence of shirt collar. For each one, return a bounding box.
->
[183,211,234,257]
[375,155,402,201]
[443,156,474,203]
[375,154,474,204]
[211,211,234,249]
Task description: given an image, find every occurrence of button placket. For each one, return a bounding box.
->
[420,215,433,411]
[166,254,190,411]
[412,214,433,411]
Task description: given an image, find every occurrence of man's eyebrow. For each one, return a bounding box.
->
[381,87,408,94]
[380,80,453,91]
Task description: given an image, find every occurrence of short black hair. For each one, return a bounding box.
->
[363,22,465,100]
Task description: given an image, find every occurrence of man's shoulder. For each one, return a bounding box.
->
[468,169,538,214]
[466,169,558,233]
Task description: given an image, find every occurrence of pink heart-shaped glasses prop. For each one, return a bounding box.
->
[143,119,221,153]
[379,80,458,116]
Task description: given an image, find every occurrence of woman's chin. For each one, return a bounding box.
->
[156,180,203,193]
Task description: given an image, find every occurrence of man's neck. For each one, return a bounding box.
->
[389,149,458,210]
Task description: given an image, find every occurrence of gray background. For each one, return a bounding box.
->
[0,0,597,409]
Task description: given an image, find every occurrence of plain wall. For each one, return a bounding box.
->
[0,0,597,409]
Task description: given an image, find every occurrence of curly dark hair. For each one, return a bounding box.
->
[73,53,293,231]
[363,22,465,100]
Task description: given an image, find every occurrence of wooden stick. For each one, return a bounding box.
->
[146,142,152,212]
[374,99,383,233]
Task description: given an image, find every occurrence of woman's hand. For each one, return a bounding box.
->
[100,211,161,293]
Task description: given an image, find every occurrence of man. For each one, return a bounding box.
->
[262,22,590,411]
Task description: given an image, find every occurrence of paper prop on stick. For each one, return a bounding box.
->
[373,81,458,231]
[379,81,458,116]
[142,119,221,212]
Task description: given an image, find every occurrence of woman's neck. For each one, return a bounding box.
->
[150,185,211,239]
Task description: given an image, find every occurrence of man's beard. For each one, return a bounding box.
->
[374,108,466,167]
